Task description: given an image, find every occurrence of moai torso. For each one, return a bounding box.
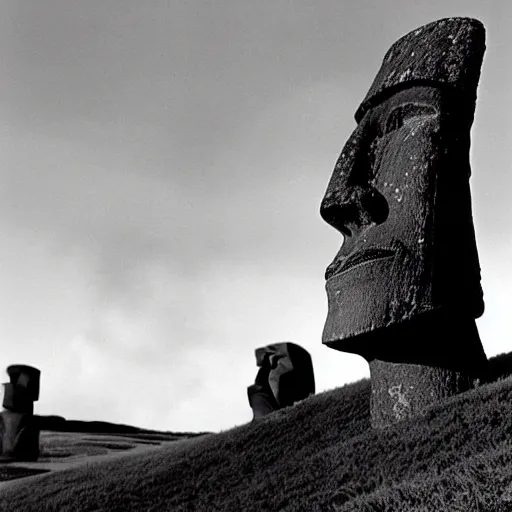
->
[0,365,41,461]
[248,342,315,419]
[320,18,487,427]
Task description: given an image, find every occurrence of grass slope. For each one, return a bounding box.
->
[2,374,512,511]
[39,432,144,460]
[35,415,208,439]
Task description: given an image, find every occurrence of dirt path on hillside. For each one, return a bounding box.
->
[0,439,176,492]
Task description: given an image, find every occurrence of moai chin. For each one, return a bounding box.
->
[247,342,315,419]
[319,18,487,428]
[0,365,41,461]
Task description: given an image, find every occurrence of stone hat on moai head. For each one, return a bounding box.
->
[355,18,486,123]
[320,17,486,368]
[7,365,41,402]
[255,342,315,408]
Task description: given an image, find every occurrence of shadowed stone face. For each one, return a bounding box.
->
[248,342,315,419]
[7,365,41,402]
[320,18,486,363]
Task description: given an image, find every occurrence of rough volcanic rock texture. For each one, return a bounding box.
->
[369,359,471,428]
[320,17,486,363]
[248,342,315,419]
[356,18,486,122]
[319,17,487,428]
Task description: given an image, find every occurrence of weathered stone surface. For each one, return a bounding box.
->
[1,365,41,460]
[319,17,487,427]
[0,411,40,462]
[248,342,315,419]
[356,18,486,123]
[369,359,470,428]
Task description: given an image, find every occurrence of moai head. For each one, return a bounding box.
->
[5,365,41,404]
[248,342,315,419]
[320,18,486,367]
[1,365,41,461]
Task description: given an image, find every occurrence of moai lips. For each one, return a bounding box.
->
[248,342,315,419]
[320,18,487,427]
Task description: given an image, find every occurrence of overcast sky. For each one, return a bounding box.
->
[0,1,510,432]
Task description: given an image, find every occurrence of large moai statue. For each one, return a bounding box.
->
[248,342,315,419]
[0,365,41,461]
[319,18,487,428]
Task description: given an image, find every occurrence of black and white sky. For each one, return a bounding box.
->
[0,1,510,431]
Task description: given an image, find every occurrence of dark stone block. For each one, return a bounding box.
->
[249,342,315,419]
[7,365,41,402]
[267,343,315,407]
[0,411,40,462]
[2,383,34,414]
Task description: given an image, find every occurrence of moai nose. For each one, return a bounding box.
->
[320,121,388,237]
[321,188,389,237]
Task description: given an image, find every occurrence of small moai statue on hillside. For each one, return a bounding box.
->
[248,342,315,419]
[319,18,488,428]
[0,365,41,461]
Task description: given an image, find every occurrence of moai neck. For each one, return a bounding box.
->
[366,311,486,427]
[319,17,487,428]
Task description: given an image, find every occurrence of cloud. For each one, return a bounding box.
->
[0,1,510,433]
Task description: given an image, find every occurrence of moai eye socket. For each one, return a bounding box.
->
[385,108,404,134]
[384,104,437,135]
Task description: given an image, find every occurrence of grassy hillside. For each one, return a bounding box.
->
[34,415,208,439]
[2,369,512,511]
